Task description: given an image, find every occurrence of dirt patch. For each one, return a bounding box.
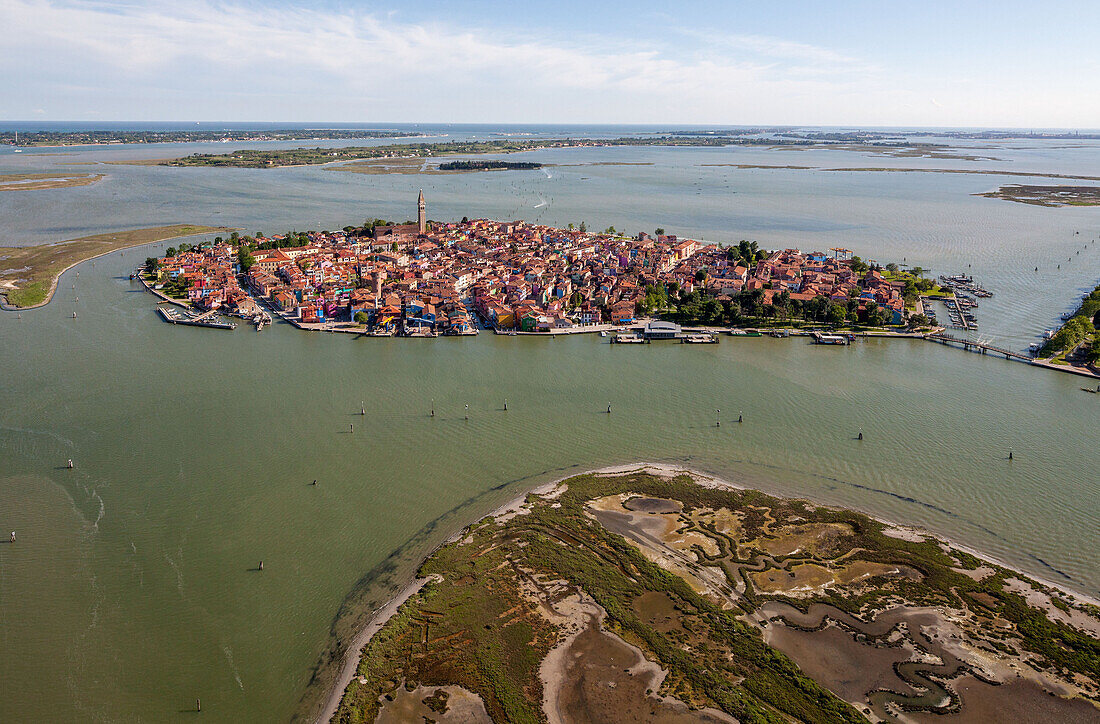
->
[751,560,917,595]
[1004,578,1100,636]
[624,496,683,514]
[375,683,492,724]
[750,522,854,558]
[632,592,685,635]
[764,620,917,705]
[548,613,736,724]
[909,676,1100,723]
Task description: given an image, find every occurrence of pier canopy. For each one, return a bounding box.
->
[644,320,681,339]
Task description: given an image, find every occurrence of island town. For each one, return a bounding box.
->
[138,191,946,341]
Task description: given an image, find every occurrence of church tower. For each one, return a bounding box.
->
[417,189,426,235]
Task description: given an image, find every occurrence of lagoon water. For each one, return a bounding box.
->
[1,126,1099,721]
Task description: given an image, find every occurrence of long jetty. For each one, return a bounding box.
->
[925,333,1031,361]
[926,332,1099,379]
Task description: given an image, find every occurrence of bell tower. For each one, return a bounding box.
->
[417,189,426,235]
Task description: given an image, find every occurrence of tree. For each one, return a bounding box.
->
[237,247,255,272]
[165,246,177,257]
[911,266,925,278]
[354,311,370,325]
[214,236,223,244]
[850,255,869,274]
[776,290,791,319]
[144,257,160,272]
[909,313,929,328]
[695,269,707,283]
[654,227,665,236]
[579,221,587,233]
[805,295,828,322]
[461,216,469,224]
[885,263,899,272]
[391,241,398,252]
[827,303,847,325]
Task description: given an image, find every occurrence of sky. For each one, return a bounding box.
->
[1,0,1097,127]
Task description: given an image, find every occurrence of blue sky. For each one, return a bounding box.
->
[2,0,1097,126]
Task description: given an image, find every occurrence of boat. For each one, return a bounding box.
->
[812,331,850,345]
[1028,342,1042,354]
[599,330,607,337]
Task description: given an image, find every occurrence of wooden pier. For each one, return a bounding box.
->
[926,333,1033,362]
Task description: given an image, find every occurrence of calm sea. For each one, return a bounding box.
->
[0,125,1098,721]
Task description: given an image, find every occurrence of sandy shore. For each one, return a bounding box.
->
[315,461,1100,722]
[315,574,441,723]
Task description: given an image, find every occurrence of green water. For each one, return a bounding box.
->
[1,133,1099,721]
[1,251,1097,721]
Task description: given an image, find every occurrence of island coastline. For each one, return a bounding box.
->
[311,462,1100,723]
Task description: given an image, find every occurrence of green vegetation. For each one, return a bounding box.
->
[334,471,1100,723]
[165,135,813,169]
[5,282,50,308]
[1041,285,1100,358]
[726,239,767,267]
[659,288,895,328]
[437,160,542,171]
[237,247,255,272]
[0,224,230,309]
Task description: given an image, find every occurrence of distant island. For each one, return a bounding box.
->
[0,128,421,147]
[0,172,104,191]
[162,136,814,168]
[437,160,543,171]
[322,467,1100,723]
[979,184,1100,207]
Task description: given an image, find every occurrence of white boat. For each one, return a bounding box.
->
[1028,342,1042,354]
[1044,329,1056,339]
[600,330,607,337]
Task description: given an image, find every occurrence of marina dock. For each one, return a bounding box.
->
[157,306,236,330]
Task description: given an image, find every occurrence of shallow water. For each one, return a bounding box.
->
[0,127,1098,721]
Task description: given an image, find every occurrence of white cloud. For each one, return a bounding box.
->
[0,0,1095,126]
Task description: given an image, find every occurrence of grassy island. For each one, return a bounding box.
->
[162,136,808,169]
[437,160,543,171]
[328,469,1100,724]
[0,172,104,192]
[979,184,1100,207]
[0,224,231,309]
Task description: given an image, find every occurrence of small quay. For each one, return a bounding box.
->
[156,305,237,330]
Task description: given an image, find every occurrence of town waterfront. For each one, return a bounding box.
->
[1,129,1099,721]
